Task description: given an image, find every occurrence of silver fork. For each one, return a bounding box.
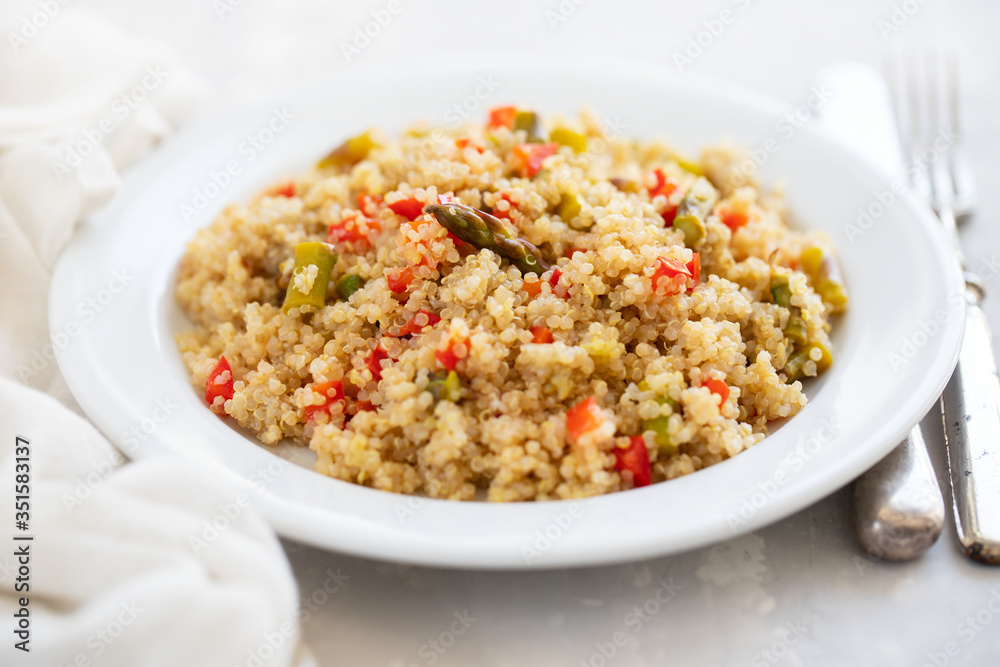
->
[892,53,1000,565]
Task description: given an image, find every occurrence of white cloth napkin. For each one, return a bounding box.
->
[0,8,312,666]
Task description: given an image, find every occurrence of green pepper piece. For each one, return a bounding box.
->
[335,274,365,300]
[427,370,464,402]
[318,131,378,169]
[282,242,337,315]
[641,396,677,456]
[673,155,704,176]
[771,277,793,308]
[610,177,640,194]
[550,127,587,153]
[672,179,716,248]
[801,246,848,314]
[784,314,808,347]
[557,191,584,225]
[514,111,545,143]
[784,343,833,382]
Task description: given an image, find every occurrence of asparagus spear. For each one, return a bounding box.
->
[426,202,551,275]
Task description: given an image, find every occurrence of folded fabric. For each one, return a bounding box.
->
[0,8,312,666]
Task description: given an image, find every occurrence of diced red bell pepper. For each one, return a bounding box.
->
[530,326,554,344]
[704,378,730,404]
[547,268,569,299]
[357,192,382,216]
[387,266,416,293]
[205,356,234,412]
[303,380,345,422]
[522,278,543,298]
[652,256,692,294]
[365,347,390,382]
[388,198,425,221]
[512,143,558,177]
[649,168,679,199]
[266,182,295,198]
[328,212,380,244]
[437,193,456,205]
[686,252,701,291]
[566,396,605,444]
[487,105,517,130]
[565,247,584,258]
[455,137,485,153]
[396,310,441,337]
[615,436,652,488]
[661,205,679,227]
[492,193,517,220]
[435,337,469,371]
[721,209,748,231]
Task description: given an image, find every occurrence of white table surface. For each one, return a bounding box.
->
[68,0,1000,664]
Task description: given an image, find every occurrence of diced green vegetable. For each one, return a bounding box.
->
[610,177,640,194]
[427,201,550,276]
[335,274,365,300]
[427,370,464,402]
[801,246,848,314]
[673,155,704,176]
[513,111,545,143]
[557,191,584,226]
[784,342,833,382]
[771,277,793,308]
[784,314,808,346]
[672,179,716,248]
[550,127,587,153]
[282,242,337,315]
[641,397,677,456]
[318,131,378,169]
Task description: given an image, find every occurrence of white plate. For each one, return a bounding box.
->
[51,55,964,569]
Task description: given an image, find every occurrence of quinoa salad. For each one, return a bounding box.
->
[175,107,848,502]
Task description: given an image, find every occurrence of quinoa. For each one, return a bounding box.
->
[175,108,846,502]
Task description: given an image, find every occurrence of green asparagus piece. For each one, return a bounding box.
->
[427,370,464,402]
[801,246,848,314]
[641,397,678,456]
[672,178,717,248]
[427,202,551,275]
[514,111,545,143]
[282,242,337,315]
[784,342,833,382]
[550,127,587,153]
[318,131,378,169]
[335,274,365,300]
[770,276,793,308]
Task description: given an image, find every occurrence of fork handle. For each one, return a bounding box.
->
[852,424,944,560]
[942,281,1000,564]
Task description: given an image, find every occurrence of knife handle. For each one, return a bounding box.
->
[852,424,944,560]
[942,283,1000,564]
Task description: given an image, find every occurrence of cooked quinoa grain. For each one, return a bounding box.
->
[176,108,847,501]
